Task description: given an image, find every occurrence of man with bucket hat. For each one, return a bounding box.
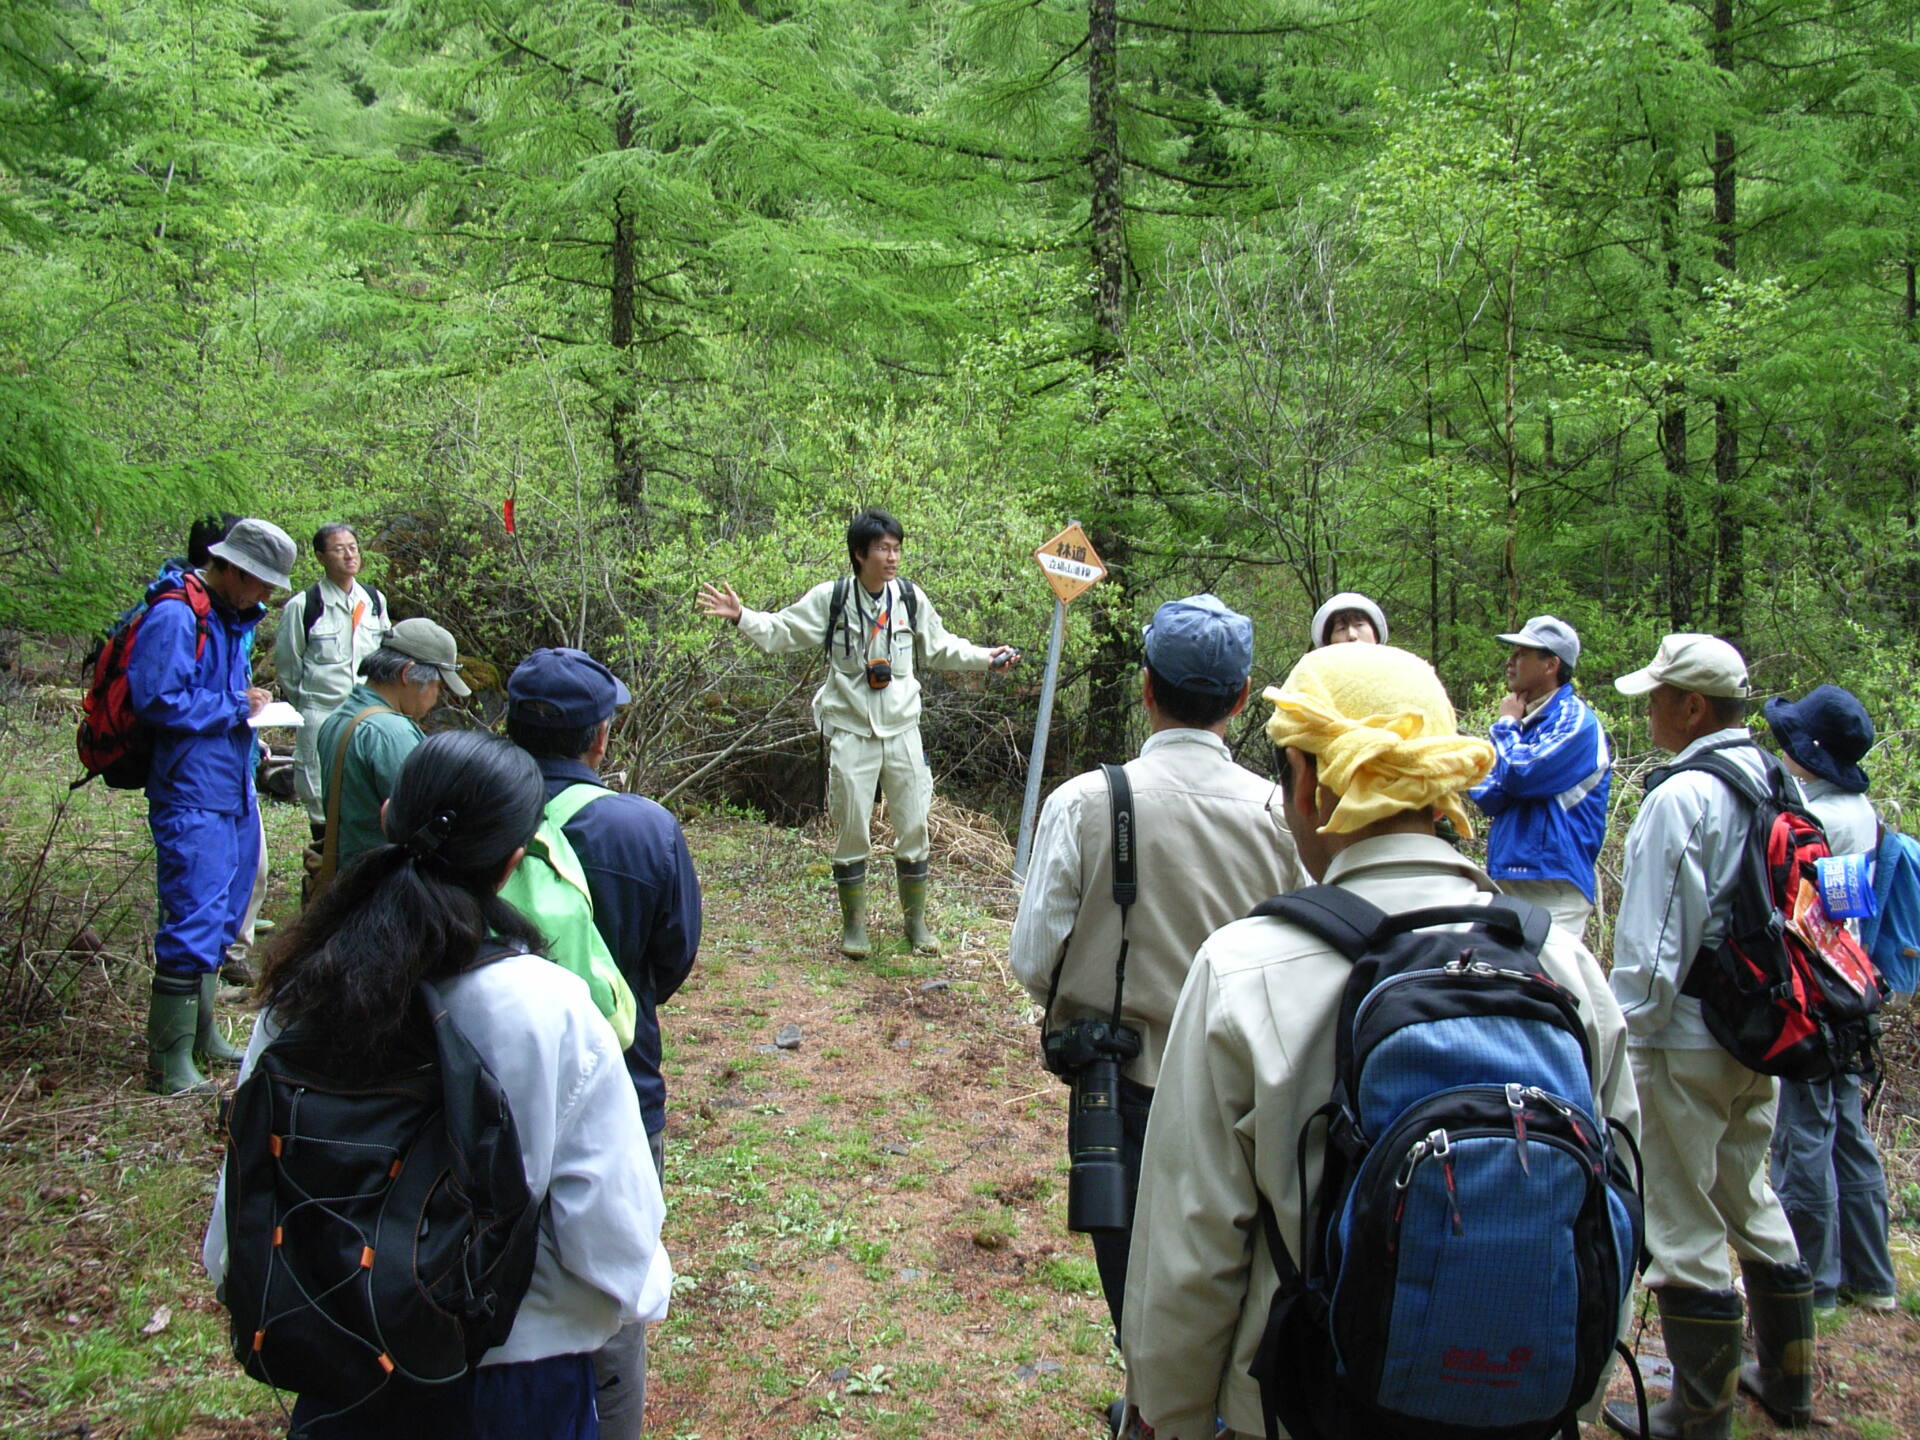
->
[1010,594,1303,1422]
[1470,615,1612,939]
[1606,635,1814,1439]
[313,617,469,883]
[505,647,702,1440]
[127,516,297,1093]
[1762,686,1899,1315]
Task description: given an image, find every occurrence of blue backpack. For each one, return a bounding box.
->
[1244,887,1645,1440]
[1861,829,1920,997]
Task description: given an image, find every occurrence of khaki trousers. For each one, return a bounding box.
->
[1499,878,1594,944]
[1632,1045,1800,1290]
[827,725,931,868]
[292,704,331,825]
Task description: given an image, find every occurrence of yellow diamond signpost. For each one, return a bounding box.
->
[1014,523,1108,881]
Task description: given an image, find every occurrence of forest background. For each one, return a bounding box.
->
[3,0,1920,812]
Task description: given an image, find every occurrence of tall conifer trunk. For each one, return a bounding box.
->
[1710,0,1742,640]
[1082,0,1132,766]
[1657,167,1693,629]
[609,0,641,510]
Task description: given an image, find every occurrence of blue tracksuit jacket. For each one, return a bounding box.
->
[1470,683,1612,902]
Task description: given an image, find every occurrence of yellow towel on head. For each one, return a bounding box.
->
[1265,644,1493,837]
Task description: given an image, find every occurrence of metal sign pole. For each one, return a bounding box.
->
[1013,596,1067,884]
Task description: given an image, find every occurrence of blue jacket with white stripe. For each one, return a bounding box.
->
[1470,682,1612,901]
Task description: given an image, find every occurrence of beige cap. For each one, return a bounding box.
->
[1614,633,1748,699]
[384,618,472,697]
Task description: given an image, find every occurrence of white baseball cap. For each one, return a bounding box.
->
[1614,633,1749,699]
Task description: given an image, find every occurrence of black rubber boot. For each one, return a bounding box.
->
[147,974,215,1095]
[833,862,870,958]
[1604,1286,1743,1440]
[1739,1257,1815,1427]
[897,858,939,955]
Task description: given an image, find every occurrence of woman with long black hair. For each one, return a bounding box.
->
[204,730,670,1439]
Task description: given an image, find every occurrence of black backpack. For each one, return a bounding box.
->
[220,946,542,1413]
[302,580,386,639]
[822,574,918,658]
[1646,747,1884,1083]
[1245,887,1644,1440]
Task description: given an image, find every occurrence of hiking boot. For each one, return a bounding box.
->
[897,859,939,955]
[833,863,871,959]
[220,950,256,987]
[1603,1286,1743,1440]
[1739,1258,1815,1427]
[147,975,216,1095]
[196,972,245,1066]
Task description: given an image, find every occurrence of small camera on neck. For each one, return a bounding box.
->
[864,658,893,690]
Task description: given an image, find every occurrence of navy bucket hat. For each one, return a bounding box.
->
[1763,684,1873,795]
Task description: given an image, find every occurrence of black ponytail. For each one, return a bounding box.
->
[259,731,547,1058]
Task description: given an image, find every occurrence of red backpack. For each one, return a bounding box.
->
[1649,747,1884,1082]
[73,572,213,790]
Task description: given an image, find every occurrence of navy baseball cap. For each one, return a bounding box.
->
[1143,594,1254,695]
[507,648,632,728]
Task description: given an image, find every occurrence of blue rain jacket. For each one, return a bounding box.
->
[127,574,265,818]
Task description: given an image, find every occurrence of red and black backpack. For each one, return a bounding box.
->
[1649,746,1884,1082]
[73,572,213,790]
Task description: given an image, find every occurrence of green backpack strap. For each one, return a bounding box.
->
[498,784,637,1049]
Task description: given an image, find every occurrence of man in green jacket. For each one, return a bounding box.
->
[314,618,468,881]
[699,508,1018,957]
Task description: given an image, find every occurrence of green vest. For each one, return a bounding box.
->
[498,784,638,1049]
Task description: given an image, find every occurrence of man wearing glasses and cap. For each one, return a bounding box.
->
[1470,615,1612,940]
[128,516,297,1094]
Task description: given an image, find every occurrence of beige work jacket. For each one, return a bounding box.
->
[736,578,995,739]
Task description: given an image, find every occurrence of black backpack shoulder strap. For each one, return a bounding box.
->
[822,574,851,658]
[898,576,919,631]
[1649,743,1767,808]
[1248,885,1389,962]
[365,584,385,620]
[302,582,325,638]
[1374,894,1554,956]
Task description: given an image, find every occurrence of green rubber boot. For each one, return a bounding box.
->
[897,860,939,955]
[196,971,245,1065]
[1739,1258,1815,1427]
[1604,1286,1743,1440]
[833,863,871,959]
[147,976,215,1095]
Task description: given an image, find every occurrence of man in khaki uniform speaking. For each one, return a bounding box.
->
[1009,594,1303,1413]
[699,508,1018,957]
[1122,643,1637,1440]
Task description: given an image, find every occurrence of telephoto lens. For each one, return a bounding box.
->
[1066,1056,1130,1232]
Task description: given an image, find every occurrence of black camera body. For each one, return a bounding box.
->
[1043,1017,1142,1234]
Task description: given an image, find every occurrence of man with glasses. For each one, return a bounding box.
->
[276,523,391,858]
[698,508,1018,957]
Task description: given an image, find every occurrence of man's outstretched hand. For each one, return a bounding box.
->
[698,582,743,625]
